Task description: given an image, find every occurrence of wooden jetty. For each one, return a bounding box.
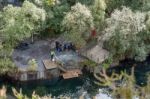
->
[62,69,82,79]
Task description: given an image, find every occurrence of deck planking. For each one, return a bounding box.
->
[62,69,82,79]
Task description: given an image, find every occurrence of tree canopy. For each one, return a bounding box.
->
[0,0,46,45]
[102,7,150,61]
[0,0,46,74]
[92,0,106,32]
[62,2,93,47]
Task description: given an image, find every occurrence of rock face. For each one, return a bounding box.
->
[82,44,109,64]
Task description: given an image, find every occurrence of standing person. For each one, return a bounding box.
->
[55,41,59,52]
[71,43,76,51]
[68,42,71,51]
[59,43,62,52]
[63,43,67,51]
[50,50,55,61]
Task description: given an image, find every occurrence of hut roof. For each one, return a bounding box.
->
[82,45,109,64]
[43,59,58,70]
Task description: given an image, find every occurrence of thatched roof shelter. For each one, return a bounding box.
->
[82,44,109,64]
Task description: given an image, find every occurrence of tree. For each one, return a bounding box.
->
[0,0,46,74]
[0,0,46,44]
[47,1,70,35]
[142,0,150,11]
[146,11,150,31]
[104,0,150,19]
[62,3,93,47]
[0,58,16,75]
[92,0,106,32]
[94,66,150,99]
[102,7,149,62]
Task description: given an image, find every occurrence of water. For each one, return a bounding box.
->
[110,57,150,86]
[1,57,150,98]
[0,74,103,98]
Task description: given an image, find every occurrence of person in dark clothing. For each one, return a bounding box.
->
[55,41,59,51]
[63,43,67,51]
[71,43,76,51]
[59,43,62,52]
[70,43,73,50]
[67,42,71,50]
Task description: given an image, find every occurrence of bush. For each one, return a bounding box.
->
[0,58,16,74]
[35,87,47,96]
[80,59,97,67]
[27,59,38,71]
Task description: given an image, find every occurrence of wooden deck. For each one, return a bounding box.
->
[62,69,82,79]
[43,59,58,70]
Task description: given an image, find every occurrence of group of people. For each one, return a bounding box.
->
[55,41,76,52]
[50,41,76,61]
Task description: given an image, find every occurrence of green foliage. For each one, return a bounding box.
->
[12,88,27,99]
[94,67,137,98]
[62,3,93,33]
[12,87,71,99]
[0,43,14,58]
[80,59,97,67]
[27,59,38,71]
[44,0,56,6]
[67,0,93,6]
[146,12,150,31]
[95,67,150,99]
[0,58,16,74]
[143,0,150,11]
[102,57,112,69]
[47,2,70,35]
[0,0,46,45]
[62,3,93,47]
[64,32,86,48]
[105,0,150,16]
[103,7,150,62]
[34,0,71,37]
[35,87,47,96]
[92,0,106,32]
[0,0,46,74]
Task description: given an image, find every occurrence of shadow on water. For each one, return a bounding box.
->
[109,55,150,86]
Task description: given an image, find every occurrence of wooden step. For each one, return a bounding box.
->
[58,65,67,72]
